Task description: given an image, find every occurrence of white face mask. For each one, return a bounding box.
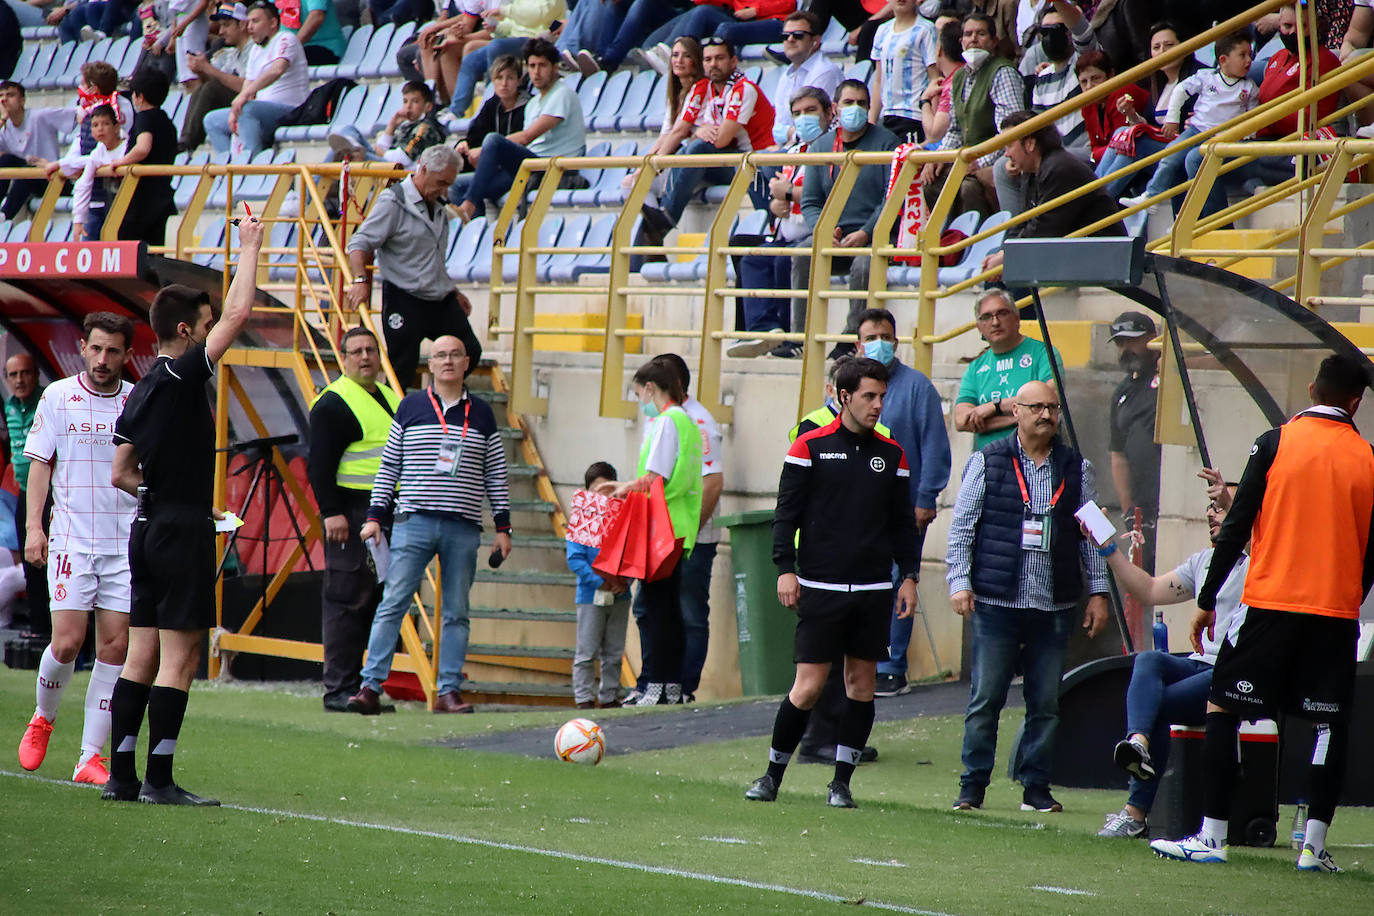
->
[962,47,990,71]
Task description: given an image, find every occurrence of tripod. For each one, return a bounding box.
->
[216,435,314,584]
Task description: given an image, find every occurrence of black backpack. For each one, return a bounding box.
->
[280,78,357,127]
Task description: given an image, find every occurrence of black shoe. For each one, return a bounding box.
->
[101,774,142,802]
[764,46,788,66]
[1113,737,1156,780]
[873,673,910,697]
[826,780,857,808]
[323,694,351,712]
[640,203,674,239]
[138,781,221,806]
[768,341,801,359]
[1020,785,1062,813]
[745,774,779,802]
[827,342,856,360]
[953,785,985,810]
[859,745,878,763]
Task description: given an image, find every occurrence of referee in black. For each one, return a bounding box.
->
[745,357,921,809]
[102,215,264,805]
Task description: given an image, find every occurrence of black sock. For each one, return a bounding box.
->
[145,686,190,790]
[1202,710,1241,820]
[1308,722,1348,825]
[765,697,812,784]
[108,678,151,784]
[833,697,876,786]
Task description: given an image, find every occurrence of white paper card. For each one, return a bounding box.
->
[366,535,390,582]
[214,512,244,533]
[1074,500,1117,547]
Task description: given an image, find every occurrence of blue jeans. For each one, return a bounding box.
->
[661,137,737,223]
[1095,135,1167,199]
[739,239,793,332]
[360,513,481,696]
[878,530,926,678]
[959,601,1074,789]
[678,540,716,695]
[1183,148,1294,218]
[205,100,295,157]
[600,0,679,69]
[450,36,527,116]
[645,5,779,49]
[463,132,535,208]
[1143,124,1201,202]
[557,0,631,54]
[1123,651,1212,813]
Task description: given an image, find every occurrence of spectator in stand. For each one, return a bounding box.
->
[798,79,897,360]
[454,38,585,221]
[445,0,564,118]
[0,2,15,80]
[50,0,141,43]
[798,0,892,62]
[1017,0,1098,150]
[70,105,123,242]
[105,68,178,246]
[205,0,310,157]
[962,0,1018,60]
[400,3,466,95]
[0,81,72,220]
[450,55,526,202]
[1121,31,1255,212]
[635,39,773,256]
[728,86,833,359]
[45,62,134,195]
[329,80,446,169]
[1077,50,1148,167]
[621,37,702,195]
[1094,21,1199,199]
[580,0,689,74]
[769,10,841,146]
[982,111,1122,272]
[1187,4,1343,215]
[1341,1,1374,128]
[869,0,938,142]
[918,17,963,145]
[165,0,212,90]
[920,12,1021,218]
[279,0,346,65]
[560,0,631,76]
[180,2,253,154]
[634,0,799,76]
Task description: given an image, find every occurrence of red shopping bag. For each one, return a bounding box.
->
[566,488,625,548]
[645,477,683,581]
[593,491,650,580]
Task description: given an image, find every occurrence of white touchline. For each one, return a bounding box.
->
[1031,886,1096,896]
[5,770,954,916]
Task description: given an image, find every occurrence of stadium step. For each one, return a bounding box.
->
[460,681,576,706]
[475,568,577,586]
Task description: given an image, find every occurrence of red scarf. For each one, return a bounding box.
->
[76,86,123,124]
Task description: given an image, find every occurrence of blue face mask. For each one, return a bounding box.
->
[771,123,791,147]
[864,338,895,365]
[640,397,661,419]
[838,104,868,132]
[794,113,824,144]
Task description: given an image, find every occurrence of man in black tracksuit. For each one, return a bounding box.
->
[745,357,920,809]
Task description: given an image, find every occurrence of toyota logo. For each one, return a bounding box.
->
[1236,680,1254,694]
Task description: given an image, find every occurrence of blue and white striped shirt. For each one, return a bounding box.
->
[946,436,1109,610]
[367,387,511,531]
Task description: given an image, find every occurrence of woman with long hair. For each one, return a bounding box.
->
[622,37,703,193]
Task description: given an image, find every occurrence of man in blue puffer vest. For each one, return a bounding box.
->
[945,379,1110,814]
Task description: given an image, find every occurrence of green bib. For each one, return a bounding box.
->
[313,376,401,491]
[637,405,703,552]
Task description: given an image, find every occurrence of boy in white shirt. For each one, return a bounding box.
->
[1124,32,1256,208]
[0,80,73,220]
[869,0,939,142]
[72,105,124,242]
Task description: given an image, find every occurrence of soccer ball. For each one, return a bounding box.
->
[554,717,605,765]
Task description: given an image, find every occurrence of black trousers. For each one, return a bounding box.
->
[380,282,483,388]
[320,491,380,702]
[637,561,684,684]
[14,488,50,636]
[0,153,44,221]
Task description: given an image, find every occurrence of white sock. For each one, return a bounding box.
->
[35,645,76,722]
[78,659,122,764]
[1200,816,1228,844]
[1305,819,1329,854]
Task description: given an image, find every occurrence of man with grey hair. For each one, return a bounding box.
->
[952,289,1062,450]
[346,145,479,388]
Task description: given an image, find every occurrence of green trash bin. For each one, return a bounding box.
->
[719,509,797,696]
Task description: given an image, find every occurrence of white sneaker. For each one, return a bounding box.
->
[1119,193,1152,209]
[1097,808,1148,838]
[79,25,106,41]
[627,683,662,707]
[644,43,672,77]
[727,338,773,358]
[327,132,367,159]
[1356,124,1374,140]
[1150,833,1228,864]
[1297,845,1341,873]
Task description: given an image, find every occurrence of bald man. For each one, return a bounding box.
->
[5,352,48,636]
[945,380,1110,814]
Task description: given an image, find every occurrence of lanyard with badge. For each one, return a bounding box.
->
[1013,458,1065,553]
[427,386,470,476]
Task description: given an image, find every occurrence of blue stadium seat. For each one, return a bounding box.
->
[354,83,394,137]
[278,84,363,144]
[845,60,874,84]
[1123,208,1148,238]
[739,43,769,61]
[4,220,30,242]
[31,42,77,91]
[356,21,396,79]
[313,23,374,80]
[572,138,637,206]
[44,219,73,241]
[820,18,849,55]
[375,21,417,79]
[537,212,589,282]
[106,36,135,76]
[743,65,762,85]
[447,216,486,280]
[937,210,1010,286]
[576,70,607,118]
[471,218,523,284]
[758,64,782,99]
[9,43,40,84]
[588,69,632,131]
[552,211,617,281]
[172,152,212,210]
[194,222,225,268]
[616,70,661,131]
[19,27,57,42]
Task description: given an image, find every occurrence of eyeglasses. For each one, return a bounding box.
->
[1019,402,1061,415]
[1206,502,1225,515]
[976,308,1016,324]
[344,345,378,357]
[429,351,466,362]
[782,30,814,41]
[701,37,729,48]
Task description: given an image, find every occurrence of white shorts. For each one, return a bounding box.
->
[47,550,131,614]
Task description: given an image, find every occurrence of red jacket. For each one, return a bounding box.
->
[696,0,797,21]
[1080,83,1151,164]
[1256,47,1342,139]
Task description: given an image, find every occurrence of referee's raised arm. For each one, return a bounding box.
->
[204,216,265,365]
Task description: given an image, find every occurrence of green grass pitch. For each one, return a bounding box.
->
[3,668,1372,914]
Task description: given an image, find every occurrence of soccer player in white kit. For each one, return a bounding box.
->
[17,313,138,784]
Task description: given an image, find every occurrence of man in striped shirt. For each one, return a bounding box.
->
[347,336,512,715]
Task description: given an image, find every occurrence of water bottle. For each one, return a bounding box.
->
[1292,800,1308,849]
[1152,609,1169,652]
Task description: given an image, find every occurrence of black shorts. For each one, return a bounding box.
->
[793,585,892,664]
[129,508,216,631]
[1209,606,1358,722]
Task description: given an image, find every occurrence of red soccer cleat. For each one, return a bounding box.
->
[18,714,54,771]
[73,755,110,785]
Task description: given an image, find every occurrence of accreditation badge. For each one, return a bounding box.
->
[1022,512,1051,552]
